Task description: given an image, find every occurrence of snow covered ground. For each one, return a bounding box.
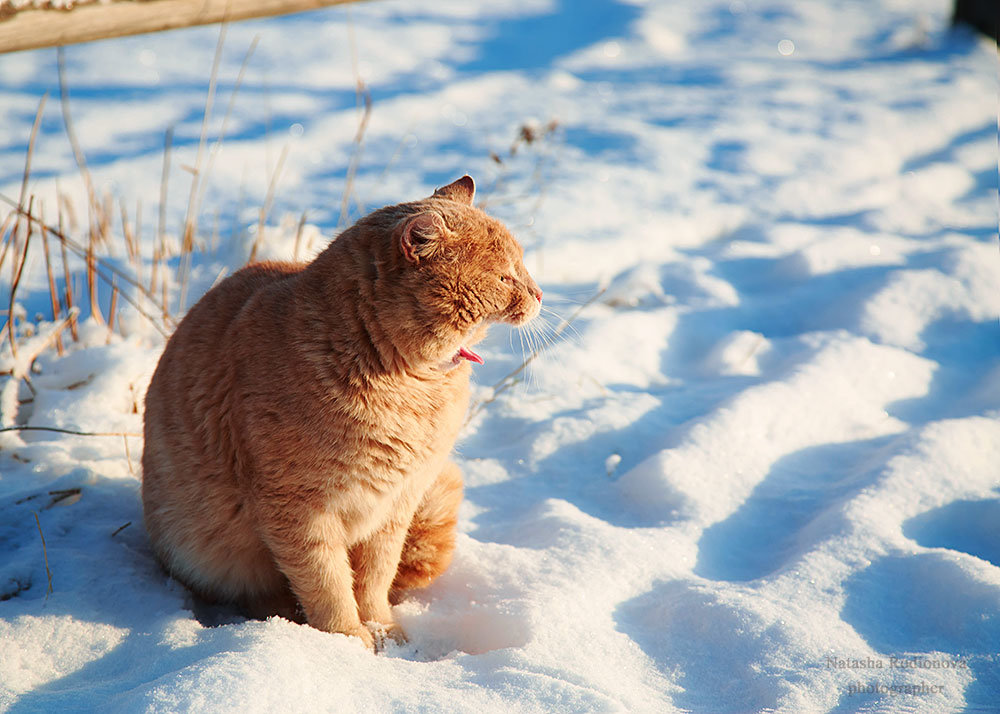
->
[1,0,998,711]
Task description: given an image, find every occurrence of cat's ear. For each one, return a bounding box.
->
[400,212,446,263]
[433,175,475,205]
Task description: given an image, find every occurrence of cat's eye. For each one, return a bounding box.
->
[499,275,511,284]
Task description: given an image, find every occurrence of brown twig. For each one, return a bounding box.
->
[90,263,167,337]
[5,196,34,359]
[32,511,53,599]
[248,143,289,263]
[0,425,141,437]
[375,127,417,186]
[133,199,143,279]
[48,488,81,506]
[39,204,65,356]
[161,270,169,321]
[150,242,162,304]
[111,521,132,538]
[57,186,78,233]
[196,34,260,229]
[338,30,373,231]
[0,310,78,430]
[120,198,138,264]
[0,211,16,277]
[86,216,104,325]
[98,190,113,249]
[0,193,172,336]
[122,434,135,476]
[15,487,80,506]
[58,48,102,247]
[339,11,371,224]
[57,199,78,342]
[178,22,228,314]
[156,126,173,301]
[293,209,307,261]
[338,85,372,228]
[17,93,47,251]
[230,172,248,254]
[107,276,119,343]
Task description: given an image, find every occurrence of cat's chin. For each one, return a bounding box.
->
[508,305,541,327]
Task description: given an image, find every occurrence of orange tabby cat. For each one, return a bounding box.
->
[141,176,541,648]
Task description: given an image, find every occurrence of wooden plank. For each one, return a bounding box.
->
[0,0,366,54]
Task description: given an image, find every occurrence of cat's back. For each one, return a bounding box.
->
[142,261,305,592]
[166,261,299,363]
[143,261,302,499]
[146,261,299,418]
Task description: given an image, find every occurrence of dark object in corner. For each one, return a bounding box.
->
[953,0,999,43]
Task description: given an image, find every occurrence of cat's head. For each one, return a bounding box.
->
[374,176,542,368]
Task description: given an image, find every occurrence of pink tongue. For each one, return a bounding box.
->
[458,346,484,365]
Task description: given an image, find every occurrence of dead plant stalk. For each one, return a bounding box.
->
[32,512,53,598]
[5,196,34,359]
[39,205,65,356]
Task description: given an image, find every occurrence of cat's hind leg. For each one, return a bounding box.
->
[391,461,463,601]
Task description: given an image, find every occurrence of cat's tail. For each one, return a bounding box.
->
[392,462,463,600]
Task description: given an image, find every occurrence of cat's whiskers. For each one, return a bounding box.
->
[533,299,593,392]
[538,293,587,307]
[529,319,552,391]
[539,305,582,345]
[509,308,563,393]
[521,321,540,391]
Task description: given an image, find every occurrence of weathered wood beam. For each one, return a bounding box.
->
[0,0,367,55]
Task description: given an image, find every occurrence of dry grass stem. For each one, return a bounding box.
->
[150,243,161,299]
[86,222,104,325]
[161,273,169,321]
[293,209,307,261]
[338,11,371,224]
[89,262,167,337]
[119,199,138,265]
[0,211,15,277]
[5,197,34,358]
[15,487,81,507]
[178,22,228,313]
[0,194,172,335]
[196,35,260,224]
[1,310,79,429]
[0,424,141,437]
[56,200,78,342]
[107,277,119,343]
[111,521,132,537]
[249,143,289,263]
[122,434,135,476]
[338,83,372,228]
[230,174,247,252]
[133,200,143,275]
[32,511,53,598]
[98,191,113,248]
[157,126,173,275]
[58,48,102,240]
[39,207,65,356]
[18,93,47,226]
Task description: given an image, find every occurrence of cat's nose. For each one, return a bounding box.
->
[535,289,543,302]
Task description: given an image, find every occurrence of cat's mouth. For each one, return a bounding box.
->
[452,346,484,366]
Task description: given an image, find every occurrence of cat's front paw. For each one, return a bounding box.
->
[368,621,408,652]
[345,624,376,650]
